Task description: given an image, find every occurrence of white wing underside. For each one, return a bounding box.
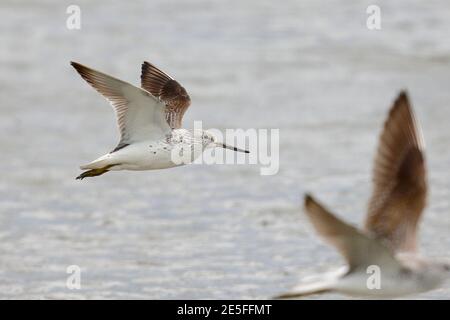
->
[71,62,171,146]
[275,279,337,299]
[275,267,346,299]
[115,85,171,144]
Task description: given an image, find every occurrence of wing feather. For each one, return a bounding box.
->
[71,62,171,146]
[141,61,191,129]
[365,91,427,253]
[304,194,399,272]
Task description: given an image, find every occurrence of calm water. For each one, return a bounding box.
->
[0,0,449,299]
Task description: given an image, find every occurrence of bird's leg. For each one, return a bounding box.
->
[76,165,114,180]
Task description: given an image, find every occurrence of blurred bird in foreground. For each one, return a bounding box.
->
[277,91,449,298]
[71,61,248,180]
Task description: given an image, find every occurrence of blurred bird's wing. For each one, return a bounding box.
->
[274,279,337,299]
[365,91,427,253]
[71,62,171,149]
[304,194,400,273]
[141,62,191,129]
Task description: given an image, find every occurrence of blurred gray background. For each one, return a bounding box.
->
[0,0,449,299]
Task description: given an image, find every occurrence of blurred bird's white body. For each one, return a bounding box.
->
[332,263,446,298]
[285,256,448,298]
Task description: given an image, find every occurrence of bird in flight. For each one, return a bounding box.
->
[277,91,449,298]
[71,61,248,180]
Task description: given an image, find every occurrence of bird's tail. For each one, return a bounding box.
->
[80,153,113,170]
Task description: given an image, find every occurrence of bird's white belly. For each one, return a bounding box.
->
[108,141,182,171]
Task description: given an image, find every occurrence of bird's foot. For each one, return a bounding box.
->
[76,166,113,180]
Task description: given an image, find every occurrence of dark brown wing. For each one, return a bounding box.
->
[140,61,191,129]
[365,91,427,253]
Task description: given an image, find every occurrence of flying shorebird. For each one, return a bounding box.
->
[276,91,449,299]
[71,61,249,180]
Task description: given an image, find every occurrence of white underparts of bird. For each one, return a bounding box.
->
[71,61,249,180]
[276,91,450,299]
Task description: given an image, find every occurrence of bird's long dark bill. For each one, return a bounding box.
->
[221,143,249,153]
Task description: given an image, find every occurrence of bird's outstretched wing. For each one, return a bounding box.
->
[274,279,335,299]
[365,91,427,253]
[140,61,191,129]
[304,194,399,273]
[71,62,171,148]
